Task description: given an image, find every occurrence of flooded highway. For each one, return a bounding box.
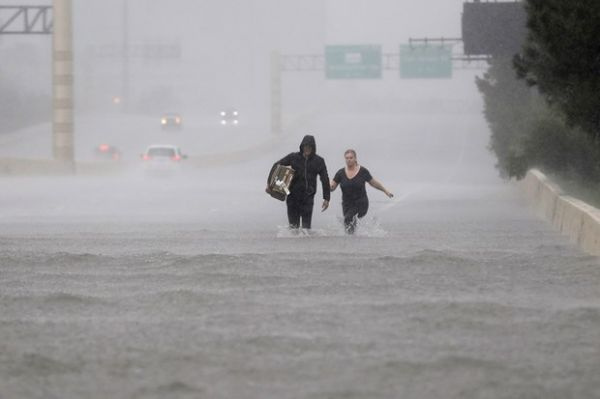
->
[1,111,600,399]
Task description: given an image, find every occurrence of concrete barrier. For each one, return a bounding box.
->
[520,169,600,255]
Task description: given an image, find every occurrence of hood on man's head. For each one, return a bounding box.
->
[299,135,316,153]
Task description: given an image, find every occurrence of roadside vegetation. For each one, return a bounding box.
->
[477,0,600,205]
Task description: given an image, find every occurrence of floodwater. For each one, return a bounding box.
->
[1,111,600,399]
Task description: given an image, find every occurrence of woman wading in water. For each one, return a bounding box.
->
[330,149,393,234]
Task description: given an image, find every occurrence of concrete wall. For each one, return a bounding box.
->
[520,169,600,256]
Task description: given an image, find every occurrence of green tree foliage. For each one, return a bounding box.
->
[514,0,600,141]
[477,0,600,183]
[477,56,600,181]
[476,57,541,178]
[524,118,600,182]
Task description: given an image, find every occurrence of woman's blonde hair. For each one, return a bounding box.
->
[344,149,357,157]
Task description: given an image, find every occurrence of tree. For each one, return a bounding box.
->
[476,56,541,178]
[514,0,600,141]
[477,54,600,181]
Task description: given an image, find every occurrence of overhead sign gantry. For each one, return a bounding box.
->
[0,6,52,34]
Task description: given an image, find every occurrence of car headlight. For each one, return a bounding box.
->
[233,120,239,124]
[161,118,167,124]
[221,120,227,125]
[220,111,226,116]
[233,111,238,116]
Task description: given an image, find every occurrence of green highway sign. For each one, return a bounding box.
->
[325,45,382,79]
[400,44,453,79]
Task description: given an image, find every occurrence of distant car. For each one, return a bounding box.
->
[94,144,121,161]
[141,144,187,174]
[220,108,239,126]
[161,113,182,130]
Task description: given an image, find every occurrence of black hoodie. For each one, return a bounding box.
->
[269,135,330,202]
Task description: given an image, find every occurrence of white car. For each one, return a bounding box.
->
[141,144,187,174]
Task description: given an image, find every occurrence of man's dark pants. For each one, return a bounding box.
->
[287,195,314,229]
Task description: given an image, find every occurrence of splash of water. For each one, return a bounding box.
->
[275,216,387,238]
[349,216,388,238]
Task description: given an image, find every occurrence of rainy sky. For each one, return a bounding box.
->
[1,0,474,110]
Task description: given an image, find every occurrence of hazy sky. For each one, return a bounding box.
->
[1,1,480,114]
[326,0,465,45]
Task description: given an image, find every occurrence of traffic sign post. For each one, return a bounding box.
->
[325,45,382,79]
[400,44,453,79]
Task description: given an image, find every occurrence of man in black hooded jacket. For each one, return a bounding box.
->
[267,135,330,229]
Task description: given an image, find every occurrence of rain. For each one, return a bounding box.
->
[1,1,599,398]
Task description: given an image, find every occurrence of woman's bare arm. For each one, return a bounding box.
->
[368,178,393,198]
[330,180,338,191]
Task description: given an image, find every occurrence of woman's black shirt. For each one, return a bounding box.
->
[333,166,372,203]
